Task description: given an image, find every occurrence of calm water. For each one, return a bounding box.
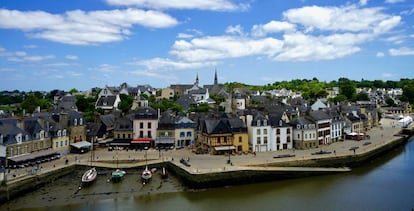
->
[2,138,414,211]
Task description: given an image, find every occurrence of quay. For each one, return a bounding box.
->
[0,118,413,202]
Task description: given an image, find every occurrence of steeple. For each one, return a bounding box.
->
[214,69,218,85]
[195,73,199,87]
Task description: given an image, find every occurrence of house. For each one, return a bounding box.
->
[311,99,328,111]
[95,85,121,111]
[227,116,249,153]
[247,112,271,152]
[175,116,195,148]
[0,119,28,165]
[232,92,247,111]
[112,115,133,148]
[159,87,175,100]
[327,107,346,142]
[86,122,107,144]
[268,112,293,150]
[289,117,318,149]
[156,111,175,149]
[57,94,77,111]
[309,110,332,145]
[199,115,234,155]
[132,107,158,148]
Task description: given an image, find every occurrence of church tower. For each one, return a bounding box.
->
[214,69,218,85]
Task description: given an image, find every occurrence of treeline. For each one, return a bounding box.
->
[225,77,414,104]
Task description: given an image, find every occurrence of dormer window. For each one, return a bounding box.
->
[57,130,62,137]
[80,118,83,126]
[297,124,301,129]
[62,129,66,136]
[257,120,260,126]
[74,119,77,126]
[263,120,267,126]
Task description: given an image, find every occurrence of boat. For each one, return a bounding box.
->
[161,167,168,179]
[273,154,296,159]
[141,165,152,184]
[81,140,97,186]
[111,148,126,182]
[82,167,97,185]
[111,169,126,182]
[311,150,332,155]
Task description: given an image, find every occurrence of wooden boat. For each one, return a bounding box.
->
[273,154,296,159]
[161,167,168,179]
[111,169,126,182]
[82,167,97,185]
[141,166,152,184]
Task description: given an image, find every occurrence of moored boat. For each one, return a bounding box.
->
[141,166,152,184]
[111,169,126,182]
[82,167,97,185]
[161,167,168,179]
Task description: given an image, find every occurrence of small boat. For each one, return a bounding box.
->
[273,154,296,159]
[161,167,168,179]
[141,166,152,184]
[111,169,126,182]
[311,150,332,155]
[82,167,97,185]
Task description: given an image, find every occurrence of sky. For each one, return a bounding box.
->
[0,0,413,91]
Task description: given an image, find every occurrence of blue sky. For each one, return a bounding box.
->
[0,0,413,91]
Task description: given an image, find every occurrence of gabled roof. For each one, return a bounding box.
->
[268,113,290,127]
[23,118,43,136]
[133,107,158,119]
[176,94,197,110]
[96,95,117,107]
[100,113,116,128]
[289,117,314,126]
[203,119,232,134]
[114,117,133,131]
[309,110,331,121]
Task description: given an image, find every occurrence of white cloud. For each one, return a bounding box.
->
[131,57,217,70]
[91,64,120,72]
[383,35,406,44]
[105,0,249,11]
[385,0,405,3]
[23,45,38,49]
[225,25,244,36]
[129,69,178,82]
[65,55,78,60]
[376,52,385,57]
[251,21,296,37]
[0,48,55,62]
[389,47,414,56]
[359,0,368,6]
[283,5,400,33]
[0,8,178,45]
[177,33,194,39]
[170,36,284,62]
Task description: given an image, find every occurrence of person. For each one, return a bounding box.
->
[334,150,336,156]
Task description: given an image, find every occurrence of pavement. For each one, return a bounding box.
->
[2,118,411,185]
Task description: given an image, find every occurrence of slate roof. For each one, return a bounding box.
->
[23,118,43,138]
[203,119,232,134]
[309,110,332,121]
[114,117,133,131]
[269,113,290,127]
[87,123,106,136]
[96,96,117,107]
[176,94,197,110]
[289,117,314,126]
[0,120,26,145]
[133,107,158,119]
[100,113,116,129]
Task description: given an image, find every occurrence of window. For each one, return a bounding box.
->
[257,120,260,126]
[263,129,267,134]
[80,118,83,125]
[276,129,280,135]
[60,141,63,147]
[74,119,77,126]
[63,130,66,136]
[118,134,121,139]
[187,132,192,137]
[65,140,67,146]
[239,137,242,143]
[34,143,38,150]
[17,146,21,155]
[123,134,126,139]
[148,122,151,129]
[25,145,28,153]
[264,136,268,144]
[10,148,14,157]
[147,131,151,138]
[276,137,280,143]
[139,131,143,138]
[263,120,267,126]
[128,134,131,139]
[287,128,291,134]
[257,129,261,135]
[257,137,261,144]
[297,134,300,139]
[180,132,185,137]
[140,122,144,129]
[56,142,59,148]
[287,136,291,142]
[57,130,62,137]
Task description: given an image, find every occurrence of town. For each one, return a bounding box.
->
[0,74,413,186]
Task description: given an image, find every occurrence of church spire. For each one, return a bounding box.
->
[195,72,199,86]
[214,69,218,85]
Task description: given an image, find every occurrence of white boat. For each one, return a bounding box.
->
[141,166,152,184]
[82,167,97,185]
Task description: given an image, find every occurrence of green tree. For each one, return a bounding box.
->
[118,94,133,114]
[338,78,356,100]
[20,94,40,113]
[355,92,369,101]
[385,97,396,106]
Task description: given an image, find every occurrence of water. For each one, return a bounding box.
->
[2,138,414,211]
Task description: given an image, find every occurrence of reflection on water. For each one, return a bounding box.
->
[2,139,414,211]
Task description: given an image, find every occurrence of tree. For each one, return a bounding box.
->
[20,94,40,113]
[355,92,369,101]
[338,78,356,100]
[69,88,78,94]
[118,94,133,114]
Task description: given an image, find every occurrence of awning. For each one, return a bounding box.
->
[70,141,92,149]
[156,137,175,144]
[131,139,151,144]
[110,143,130,146]
[8,150,59,163]
[98,139,113,144]
[214,146,235,151]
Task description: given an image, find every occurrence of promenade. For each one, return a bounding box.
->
[1,118,410,185]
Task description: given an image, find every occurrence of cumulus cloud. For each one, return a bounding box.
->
[170,36,283,62]
[389,47,414,56]
[359,0,368,6]
[225,25,245,36]
[0,8,178,45]
[283,5,400,33]
[130,57,217,70]
[105,0,249,11]
[251,21,296,37]
[376,52,385,57]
